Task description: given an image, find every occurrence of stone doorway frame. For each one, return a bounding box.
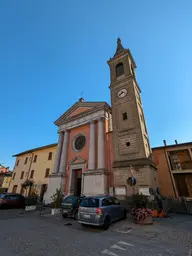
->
[68,163,85,195]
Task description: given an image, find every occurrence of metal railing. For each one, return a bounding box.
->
[162,197,192,215]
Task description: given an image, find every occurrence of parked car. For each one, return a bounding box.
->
[61,195,84,219]
[78,195,127,230]
[0,193,26,209]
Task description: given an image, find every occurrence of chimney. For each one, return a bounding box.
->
[175,140,178,145]
[79,97,84,102]
[163,140,167,146]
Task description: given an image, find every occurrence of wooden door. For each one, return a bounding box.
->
[185,174,192,197]
[174,174,189,197]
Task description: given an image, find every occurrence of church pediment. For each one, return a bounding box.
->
[69,156,86,165]
[54,100,111,126]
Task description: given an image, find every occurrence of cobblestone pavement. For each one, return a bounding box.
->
[110,213,192,248]
[0,209,191,256]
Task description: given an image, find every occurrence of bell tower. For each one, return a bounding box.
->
[107,38,157,196]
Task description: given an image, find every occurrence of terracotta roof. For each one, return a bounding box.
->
[152,141,192,150]
[13,143,57,157]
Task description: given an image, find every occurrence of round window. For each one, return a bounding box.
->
[74,135,86,151]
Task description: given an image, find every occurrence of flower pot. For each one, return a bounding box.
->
[135,215,153,225]
[152,209,158,218]
[51,208,60,216]
[158,210,166,218]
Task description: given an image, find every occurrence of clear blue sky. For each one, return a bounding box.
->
[1,0,192,169]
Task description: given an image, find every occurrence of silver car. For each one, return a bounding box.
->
[78,195,127,230]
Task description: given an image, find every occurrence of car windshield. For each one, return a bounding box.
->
[63,196,76,203]
[80,198,99,208]
[0,194,5,198]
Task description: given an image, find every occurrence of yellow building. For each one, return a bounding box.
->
[2,173,12,190]
[8,143,57,200]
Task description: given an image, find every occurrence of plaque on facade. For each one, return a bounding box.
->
[109,187,114,196]
[138,187,150,196]
[115,186,126,196]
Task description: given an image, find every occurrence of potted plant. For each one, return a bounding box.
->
[152,194,166,218]
[51,188,63,216]
[130,193,153,224]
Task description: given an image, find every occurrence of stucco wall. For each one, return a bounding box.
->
[152,148,176,197]
[8,145,57,195]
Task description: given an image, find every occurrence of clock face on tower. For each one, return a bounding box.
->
[117,88,127,99]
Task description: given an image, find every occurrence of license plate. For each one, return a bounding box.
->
[84,214,90,219]
[63,210,68,213]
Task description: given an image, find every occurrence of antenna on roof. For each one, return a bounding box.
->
[79,92,84,102]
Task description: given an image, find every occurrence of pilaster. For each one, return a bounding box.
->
[53,132,64,174]
[59,130,70,174]
[88,120,96,169]
[97,117,105,169]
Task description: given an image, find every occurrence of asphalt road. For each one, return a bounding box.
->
[0,210,191,256]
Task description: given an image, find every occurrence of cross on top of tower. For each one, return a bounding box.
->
[114,37,127,57]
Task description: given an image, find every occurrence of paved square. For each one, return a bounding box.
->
[0,210,191,256]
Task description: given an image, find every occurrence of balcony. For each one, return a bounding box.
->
[171,160,192,173]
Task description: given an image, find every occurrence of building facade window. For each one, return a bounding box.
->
[20,186,25,195]
[116,62,124,77]
[24,157,28,165]
[30,170,34,179]
[33,155,37,163]
[12,185,17,193]
[122,112,127,120]
[72,134,86,152]
[13,173,16,180]
[20,171,24,179]
[45,168,50,178]
[16,159,20,166]
[48,152,52,160]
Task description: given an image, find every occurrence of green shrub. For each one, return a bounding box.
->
[51,188,63,208]
[131,193,149,209]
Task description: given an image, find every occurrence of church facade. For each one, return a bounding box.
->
[44,39,158,203]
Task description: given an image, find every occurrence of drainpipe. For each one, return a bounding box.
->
[164,146,178,198]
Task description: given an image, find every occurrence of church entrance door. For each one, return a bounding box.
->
[75,177,82,196]
[72,169,82,196]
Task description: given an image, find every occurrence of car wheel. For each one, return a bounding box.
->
[103,216,110,230]
[81,223,86,227]
[122,210,127,220]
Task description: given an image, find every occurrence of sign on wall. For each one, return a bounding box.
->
[138,187,150,196]
[109,187,114,196]
[115,186,126,196]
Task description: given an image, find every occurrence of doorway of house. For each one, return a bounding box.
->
[174,173,192,197]
[39,184,48,202]
[74,169,82,196]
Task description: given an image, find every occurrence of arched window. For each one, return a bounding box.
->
[116,62,124,77]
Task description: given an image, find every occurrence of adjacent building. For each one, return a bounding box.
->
[0,165,12,192]
[8,144,57,200]
[152,140,192,199]
[1,172,12,192]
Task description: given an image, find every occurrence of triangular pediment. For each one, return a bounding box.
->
[54,101,111,126]
[69,156,86,165]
